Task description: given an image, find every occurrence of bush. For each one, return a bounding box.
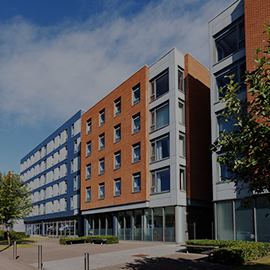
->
[59,235,119,245]
[0,230,5,237]
[4,231,30,240]
[185,239,270,265]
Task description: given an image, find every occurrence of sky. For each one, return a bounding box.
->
[0,0,235,175]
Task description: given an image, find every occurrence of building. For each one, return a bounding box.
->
[209,0,270,242]
[80,48,212,243]
[20,110,84,237]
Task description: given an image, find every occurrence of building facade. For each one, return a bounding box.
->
[20,110,84,237]
[80,48,212,243]
[209,0,270,242]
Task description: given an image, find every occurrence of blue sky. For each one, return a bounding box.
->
[0,0,234,175]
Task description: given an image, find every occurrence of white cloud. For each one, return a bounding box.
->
[0,0,234,128]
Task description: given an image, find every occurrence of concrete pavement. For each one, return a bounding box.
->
[0,237,235,270]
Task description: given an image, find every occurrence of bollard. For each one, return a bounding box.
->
[13,241,17,260]
[38,245,42,269]
[84,252,89,270]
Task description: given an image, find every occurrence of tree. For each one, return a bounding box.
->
[0,172,33,245]
[211,24,270,202]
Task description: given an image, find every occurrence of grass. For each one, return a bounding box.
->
[0,236,48,248]
[234,256,270,270]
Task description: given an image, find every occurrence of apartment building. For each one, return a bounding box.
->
[209,0,270,242]
[81,48,212,243]
[20,110,84,236]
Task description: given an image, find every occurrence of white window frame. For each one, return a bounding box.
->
[178,100,185,125]
[180,167,186,191]
[86,141,91,156]
[114,151,121,169]
[133,173,141,192]
[179,133,186,157]
[99,183,105,199]
[114,178,121,196]
[86,187,91,202]
[114,124,121,143]
[87,118,92,134]
[99,158,105,175]
[133,143,141,163]
[132,113,140,134]
[86,164,91,179]
[99,109,105,126]
[114,97,121,117]
[99,133,105,150]
[132,84,140,105]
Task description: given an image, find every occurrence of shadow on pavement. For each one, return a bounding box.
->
[0,244,11,252]
[122,256,235,270]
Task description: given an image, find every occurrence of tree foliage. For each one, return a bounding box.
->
[0,172,33,245]
[211,24,270,200]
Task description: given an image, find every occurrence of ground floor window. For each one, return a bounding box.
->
[87,206,176,242]
[216,196,270,242]
[25,219,79,236]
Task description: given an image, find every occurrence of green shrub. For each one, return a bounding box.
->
[185,239,270,265]
[59,235,119,245]
[4,231,30,240]
[0,230,5,237]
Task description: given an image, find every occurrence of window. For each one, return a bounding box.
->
[99,109,105,126]
[71,124,75,137]
[86,141,91,156]
[114,124,121,143]
[58,200,60,212]
[65,163,67,176]
[58,151,60,162]
[114,151,121,169]
[179,133,185,157]
[150,102,169,131]
[218,159,233,181]
[74,140,78,154]
[151,167,170,194]
[38,190,41,200]
[74,176,78,191]
[64,198,67,211]
[51,186,54,197]
[99,158,105,175]
[150,70,169,101]
[178,69,184,92]
[38,205,40,215]
[114,97,121,116]
[133,84,140,105]
[133,143,141,163]
[59,134,61,146]
[178,100,185,124]
[52,154,54,165]
[44,173,47,184]
[57,183,59,195]
[114,179,121,196]
[64,180,67,193]
[216,61,246,100]
[215,19,245,63]
[133,173,141,192]
[44,159,47,170]
[151,134,169,162]
[180,167,186,191]
[65,129,68,141]
[99,133,105,150]
[44,145,47,155]
[217,114,237,134]
[132,113,140,134]
[51,201,54,213]
[43,203,46,214]
[86,164,91,179]
[71,159,74,173]
[99,183,105,199]
[52,139,55,150]
[87,118,92,134]
[43,188,46,199]
[86,187,91,202]
[70,196,74,210]
[52,170,54,181]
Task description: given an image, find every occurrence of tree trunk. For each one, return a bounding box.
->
[6,224,10,245]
